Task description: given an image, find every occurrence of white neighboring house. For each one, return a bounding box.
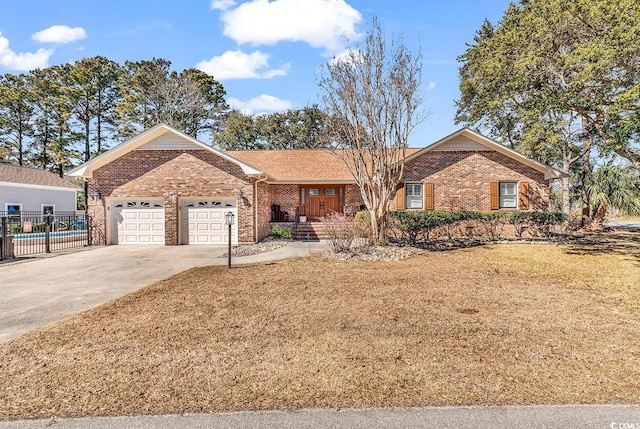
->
[0,163,79,219]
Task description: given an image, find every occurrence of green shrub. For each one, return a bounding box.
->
[390,210,568,243]
[354,210,371,239]
[7,224,22,233]
[508,211,568,237]
[269,224,293,239]
[476,211,510,239]
[390,211,462,243]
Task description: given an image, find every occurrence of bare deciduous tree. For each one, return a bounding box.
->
[318,18,425,242]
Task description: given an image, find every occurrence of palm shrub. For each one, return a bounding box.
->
[587,165,640,226]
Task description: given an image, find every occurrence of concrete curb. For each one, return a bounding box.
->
[0,405,638,428]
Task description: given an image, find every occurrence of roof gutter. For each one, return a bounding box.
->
[265,178,357,184]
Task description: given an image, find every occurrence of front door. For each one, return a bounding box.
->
[302,186,344,218]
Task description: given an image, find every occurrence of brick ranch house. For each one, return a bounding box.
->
[67,124,564,245]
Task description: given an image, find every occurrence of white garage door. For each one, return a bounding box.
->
[112,200,165,245]
[183,200,237,245]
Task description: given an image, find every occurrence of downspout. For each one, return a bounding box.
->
[254,174,269,243]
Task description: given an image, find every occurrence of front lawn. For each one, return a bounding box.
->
[1,232,638,419]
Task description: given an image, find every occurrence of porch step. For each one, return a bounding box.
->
[294,221,332,241]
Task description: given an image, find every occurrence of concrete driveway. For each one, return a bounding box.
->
[0,242,327,344]
[0,245,228,343]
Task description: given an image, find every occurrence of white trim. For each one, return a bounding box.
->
[267,178,357,184]
[106,197,165,245]
[67,124,263,178]
[405,183,424,210]
[499,181,518,209]
[404,128,567,180]
[5,202,22,209]
[179,196,238,245]
[5,202,22,212]
[41,204,56,215]
[0,182,78,192]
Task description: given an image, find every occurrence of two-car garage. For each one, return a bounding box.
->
[110,199,237,246]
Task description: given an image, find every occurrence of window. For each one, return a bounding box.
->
[324,188,335,196]
[6,204,22,221]
[300,188,305,205]
[42,204,55,215]
[338,188,344,205]
[405,183,423,209]
[309,188,320,196]
[499,182,517,208]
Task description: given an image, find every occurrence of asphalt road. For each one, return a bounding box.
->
[0,406,639,428]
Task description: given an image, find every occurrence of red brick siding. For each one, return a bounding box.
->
[256,181,273,241]
[271,184,299,220]
[90,150,255,245]
[344,183,365,215]
[396,151,549,211]
[269,183,364,218]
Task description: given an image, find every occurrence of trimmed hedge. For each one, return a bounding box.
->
[390,210,567,244]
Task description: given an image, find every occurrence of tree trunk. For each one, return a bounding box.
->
[97,91,102,154]
[591,204,607,227]
[580,117,593,229]
[18,126,24,166]
[561,155,571,214]
[84,114,91,162]
[369,209,379,242]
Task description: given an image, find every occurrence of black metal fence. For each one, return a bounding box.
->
[0,211,91,259]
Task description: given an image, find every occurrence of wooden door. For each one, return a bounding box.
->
[301,186,344,218]
[322,187,339,214]
[306,187,322,217]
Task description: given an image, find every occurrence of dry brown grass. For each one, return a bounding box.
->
[1,232,639,419]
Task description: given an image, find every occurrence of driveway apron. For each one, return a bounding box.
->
[0,245,227,343]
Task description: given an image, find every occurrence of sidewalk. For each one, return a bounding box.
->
[0,405,638,428]
[216,240,329,265]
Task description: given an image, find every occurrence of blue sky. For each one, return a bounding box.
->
[0,0,511,146]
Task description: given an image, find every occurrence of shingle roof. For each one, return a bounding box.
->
[0,163,79,189]
[227,148,422,182]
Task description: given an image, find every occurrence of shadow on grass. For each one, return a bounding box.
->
[391,230,640,265]
[563,230,640,266]
[391,238,497,252]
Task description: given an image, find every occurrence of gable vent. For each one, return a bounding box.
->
[135,133,205,151]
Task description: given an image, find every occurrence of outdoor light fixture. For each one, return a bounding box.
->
[91,190,101,201]
[237,189,244,200]
[225,211,235,268]
[225,211,235,226]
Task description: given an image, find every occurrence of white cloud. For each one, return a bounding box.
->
[196,50,289,80]
[211,0,236,10]
[0,32,53,71]
[32,25,87,44]
[228,94,292,113]
[427,81,437,90]
[220,0,361,55]
[329,48,362,66]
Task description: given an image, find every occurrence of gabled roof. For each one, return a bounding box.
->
[67,123,263,178]
[404,127,567,180]
[227,148,422,183]
[0,163,79,191]
[227,149,352,183]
